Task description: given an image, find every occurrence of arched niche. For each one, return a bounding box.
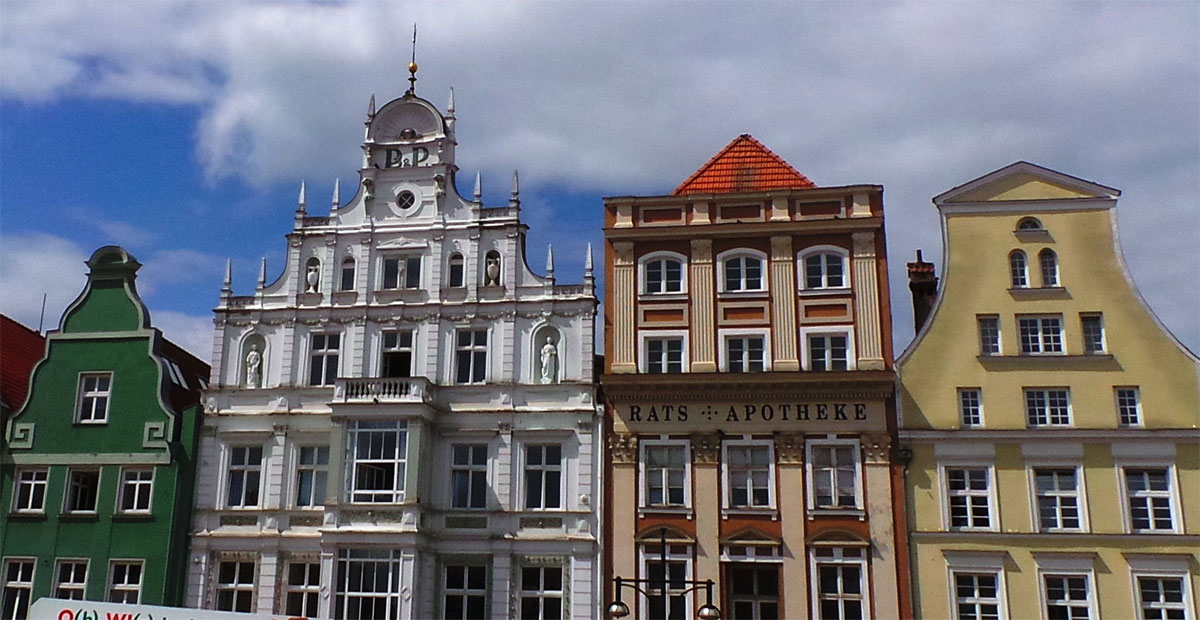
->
[305,257,321,293]
[533,324,562,384]
[240,332,268,389]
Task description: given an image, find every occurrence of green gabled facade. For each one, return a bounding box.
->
[1,246,209,614]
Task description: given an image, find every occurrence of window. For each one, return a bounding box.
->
[309,333,340,386]
[451,444,488,509]
[1116,387,1141,427]
[951,572,1002,620]
[809,442,861,510]
[1081,314,1105,354]
[285,562,321,618]
[1123,468,1176,532]
[645,336,684,374]
[1042,574,1092,620]
[382,256,421,289]
[959,389,983,427]
[812,547,867,620]
[397,190,416,209]
[1018,217,1043,230]
[728,564,779,620]
[977,316,1001,356]
[108,560,142,604]
[12,468,48,513]
[725,441,773,509]
[381,330,414,378]
[2,559,34,620]
[226,446,263,508]
[1018,316,1063,354]
[1009,250,1028,288]
[642,253,685,294]
[806,332,850,371]
[335,549,403,620]
[295,446,329,508]
[65,469,100,513]
[946,468,992,530]
[118,468,153,513]
[54,560,88,600]
[519,566,564,620]
[721,252,765,292]
[443,564,487,620]
[1026,389,1071,427]
[801,248,848,289]
[340,257,356,291]
[215,560,256,612]
[448,253,465,288]
[1034,469,1082,531]
[643,544,691,620]
[455,329,487,384]
[524,445,562,510]
[77,372,112,423]
[1039,249,1059,287]
[348,421,408,503]
[725,335,766,372]
[642,441,689,508]
[1136,576,1188,620]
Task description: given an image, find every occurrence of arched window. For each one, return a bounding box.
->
[719,250,766,293]
[1009,250,1029,288]
[799,246,849,290]
[1039,249,1059,287]
[447,253,465,288]
[1017,217,1043,230]
[339,257,355,291]
[640,252,686,295]
[304,257,321,293]
[483,251,502,287]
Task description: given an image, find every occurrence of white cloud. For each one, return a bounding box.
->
[0,233,89,332]
[151,308,214,363]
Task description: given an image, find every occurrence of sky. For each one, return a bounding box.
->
[1,1,1197,363]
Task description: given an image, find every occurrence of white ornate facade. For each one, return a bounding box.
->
[187,82,600,620]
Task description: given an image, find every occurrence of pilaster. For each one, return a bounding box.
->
[611,242,637,373]
[852,232,886,370]
[863,433,899,618]
[689,239,717,373]
[609,433,638,597]
[691,433,721,599]
[776,432,809,618]
[769,236,800,370]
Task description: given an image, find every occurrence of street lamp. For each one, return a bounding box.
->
[606,528,722,619]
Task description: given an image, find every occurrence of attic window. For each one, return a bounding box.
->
[399,128,418,140]
[1017,217,1043,230]
[397,191,416,210]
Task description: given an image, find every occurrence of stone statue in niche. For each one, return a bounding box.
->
[540,337,558,384]
[484,254,501,286]
[305,263,320,293]
[244,343,262,388]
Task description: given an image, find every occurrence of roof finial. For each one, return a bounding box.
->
[223,258,232,291]
[367,93,376,119]
[585,243,594,274]
[331,178,341,210]
[447,87,455,117]
[406,24,418,95]
[546,244,555,277]
[257,257,267,289]
[509,169,520,207]
[297,181,307,213]
[473,171,482,203]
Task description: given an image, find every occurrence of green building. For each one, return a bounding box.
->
[1,246,209,615]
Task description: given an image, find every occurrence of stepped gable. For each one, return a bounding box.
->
[672,134,815,195]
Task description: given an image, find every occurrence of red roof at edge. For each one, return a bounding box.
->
[673,134,815,195]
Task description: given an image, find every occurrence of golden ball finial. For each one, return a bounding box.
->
[408,61,418,74]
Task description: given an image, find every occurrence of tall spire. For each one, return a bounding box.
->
[297,181,307,213]
[222,258,232,291]
[509,169,520,207]
[367,93,376,119]
[546,244,555,277]
[584,243,595,291]
[473,171,482,203]
[406,24,418,95]
[447,87,455,117]
[331,178,341,210]
[257,257,267,289]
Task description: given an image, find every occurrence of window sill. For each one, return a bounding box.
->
[638,293,689,302]
[639,506,694,520]
[978,354,1117,370]
[60,512,100,522]
[6,511,47,521]
[807,508,866,521]
[331,291,358,304]
[798,288,852,297]
[112,513,154,522]
[1014,229,1053,242]
[1008,286,1070,300]
[723,508,778,521]
[717,290,769,299]
[74,421,109,426]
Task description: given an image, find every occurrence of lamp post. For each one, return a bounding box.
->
[606,528,722,619]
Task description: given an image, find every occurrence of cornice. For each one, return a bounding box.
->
[604,217,881,241]
[603,184,883,206]
[600,371,894,402]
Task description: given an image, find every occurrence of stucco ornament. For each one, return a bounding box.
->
[244,344,262,388]
[484,254,501,286]
[305,263,320,293]
[540,337,559,384]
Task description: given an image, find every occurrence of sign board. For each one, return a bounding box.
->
[31,598,298,620]
[616,399,886,432]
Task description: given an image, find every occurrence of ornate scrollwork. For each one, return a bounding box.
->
[608,433,638,463]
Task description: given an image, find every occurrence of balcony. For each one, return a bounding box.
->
[335,376,436,404]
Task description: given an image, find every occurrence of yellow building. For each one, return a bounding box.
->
[897,162,1200,620]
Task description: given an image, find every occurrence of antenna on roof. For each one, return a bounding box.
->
[37,293,47,334]
[406,24,418,95]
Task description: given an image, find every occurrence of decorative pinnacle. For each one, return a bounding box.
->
[473,171,482,203]
[367,93,376,119]
[331,178,340,209]
[585,243,594,275]
[222,258,232,290]
[447,87,455,117]
[546,244,555,276]
[406,24,418,95]
[297,181,307,213]
[257,257,267,288]
[509,169,520,207]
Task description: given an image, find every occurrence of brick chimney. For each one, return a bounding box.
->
[907,249,938,335]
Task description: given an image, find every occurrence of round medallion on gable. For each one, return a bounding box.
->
[397,191,416,210]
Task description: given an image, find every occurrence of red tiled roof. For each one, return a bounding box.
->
[1,315,45,414]
[673,134,815,195]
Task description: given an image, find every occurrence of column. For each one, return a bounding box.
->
[776,433,809,617]
[851,232,885,370]
[769,236,800,371]
[689,239,716,372]
[611,242,637,373]
[691,434,721,607]
[863,433,899,617]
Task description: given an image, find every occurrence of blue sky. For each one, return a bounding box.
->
[2,2,1197,361]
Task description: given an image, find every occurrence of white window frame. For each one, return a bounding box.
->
[1039,249,1060,287]
[809,546,870,620]
[800,326,856,371]
[347,420,408,504]
[977,316,1001,356]
[1038,569,1096,620]
[638,543,693,620]
[518,564,566,620]
[12,468,48,513]
[725,562,781,620]
[283,560,322,618]
[1025,388,1072,427]
[76,371,112,424]
[639,439,692,509]
[380,255,422,290]
[450,443,490,510]
[308,332,341,387]
[639,330,689,374]
[523,443,564,511]
[64,467,101,514]
[717,249,767,293]
[447,252,466,288]
[938,462,998,532]
[453,328,488,384]
[443,563,488,620]
[117,467,154,514]
[722,439,775,510]
[1009,250,1029,288]
[944,551,1010,620]
[1128,556,1193,620]
[52,558,88,600]
[798,245,850,291]
[380,329,415,378]
[1118,464,1181,534]
[1081,313,1106,354]
[1028,465,1088,533]
[335,549,404,620]
[1,558,35,620]
[1017,315,1065,355]
[107,560,143,604]
[339,256,356,291]
[806,440,863,512]
[639,251,687,295]
[225,444,264,508]
[294,445,329,509]
[1116,387,1142,427]
[214,558,257,613]
[958,388,983,427]
[719,328,771,373]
